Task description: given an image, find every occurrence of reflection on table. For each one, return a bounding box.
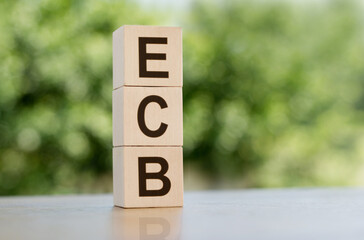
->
[112,207,182,240]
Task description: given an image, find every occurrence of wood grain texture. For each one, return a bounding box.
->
[113,146,183,208]
[113,86,183,147]
[113,25,182,88]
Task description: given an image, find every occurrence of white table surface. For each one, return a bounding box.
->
[1,188,364,240]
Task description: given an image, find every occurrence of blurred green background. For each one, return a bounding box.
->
[1,0,364,195]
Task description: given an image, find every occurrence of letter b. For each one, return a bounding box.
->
[139,157,171,197]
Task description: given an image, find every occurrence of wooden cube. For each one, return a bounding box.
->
[113,146,183,208]
[113,25,182,88]
[113,86,183,147]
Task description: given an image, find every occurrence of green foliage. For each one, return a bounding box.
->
[0,0,161,194]
[1,0,364,194]
[183,0,364,188]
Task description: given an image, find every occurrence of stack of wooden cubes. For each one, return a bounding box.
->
[112,25,183,208]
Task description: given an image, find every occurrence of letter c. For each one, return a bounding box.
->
[137,95,168,138]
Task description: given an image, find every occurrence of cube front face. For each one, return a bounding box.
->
[113,87,183,147]
[113,147,183,208]
[113,25,182,88]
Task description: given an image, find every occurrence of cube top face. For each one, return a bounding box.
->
[113,86,183,147]
[113,147,183,208]
[113,25,182,88]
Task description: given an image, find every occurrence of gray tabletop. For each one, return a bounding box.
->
[1,188,364,240]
